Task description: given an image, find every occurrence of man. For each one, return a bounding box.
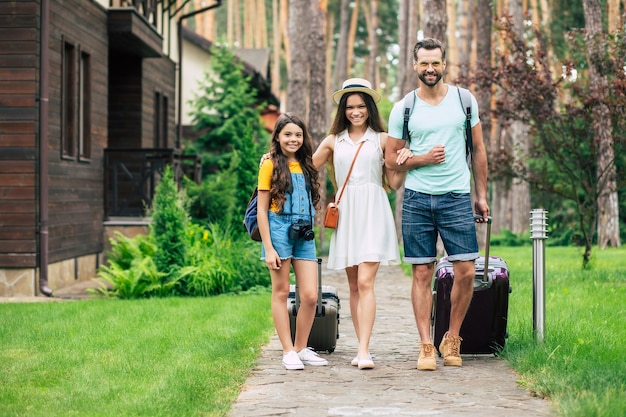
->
[385,38,489,371]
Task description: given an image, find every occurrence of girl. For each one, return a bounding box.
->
[256,113,328,370]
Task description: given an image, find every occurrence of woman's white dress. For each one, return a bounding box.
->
[326,128,401,270]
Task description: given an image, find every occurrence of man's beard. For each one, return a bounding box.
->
[418,72,443,87]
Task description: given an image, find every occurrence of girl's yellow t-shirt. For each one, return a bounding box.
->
[258,159,303,213]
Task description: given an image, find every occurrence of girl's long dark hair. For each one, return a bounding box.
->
[329,91,385,135]
[268,113,320,212]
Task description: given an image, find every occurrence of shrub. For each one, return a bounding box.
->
[150,166,188,282]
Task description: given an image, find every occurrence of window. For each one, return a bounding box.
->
[154,91,168,148]
[62,40,76,158]
[78,50,91,160]
[61,38,91,161]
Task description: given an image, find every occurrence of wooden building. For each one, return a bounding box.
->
[0,0,220,297]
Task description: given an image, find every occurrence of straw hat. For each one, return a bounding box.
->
[332,78,382,104]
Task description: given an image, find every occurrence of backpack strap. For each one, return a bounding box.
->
[457,87,473,167]
[402,90,416,141]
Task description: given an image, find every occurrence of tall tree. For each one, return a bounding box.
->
[583,0,621,248]
[271,0,281,99]
[422,0,447,44]
[243,0,254,47]
[474,0,494,243]
[508,0,532,234]
[332,0,351,91]
[367,0,379,86]
[347,0,360,72]
[454,0,473,83]
[607,0,622,33]
[287,0,308,112]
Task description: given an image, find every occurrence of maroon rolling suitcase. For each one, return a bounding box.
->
[288,258,340,353]
[431,217,512,354]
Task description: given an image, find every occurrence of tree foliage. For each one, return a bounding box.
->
[185,43,269,234]
[477,20,626,266]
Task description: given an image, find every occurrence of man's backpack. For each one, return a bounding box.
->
[402,86,474,167]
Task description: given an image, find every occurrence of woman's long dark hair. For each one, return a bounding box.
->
[268,113,321,212]
[328,91,385,135]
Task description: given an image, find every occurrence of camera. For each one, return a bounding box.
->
[288,219,315,241]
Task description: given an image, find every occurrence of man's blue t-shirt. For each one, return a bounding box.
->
[388,85,480,195]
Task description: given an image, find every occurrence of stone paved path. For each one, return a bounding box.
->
[227,262,553,417]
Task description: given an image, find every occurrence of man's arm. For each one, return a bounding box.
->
[384,135,446,172]
[470,122,489,221]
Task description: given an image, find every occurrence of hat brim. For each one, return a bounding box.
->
[332,87,382,104]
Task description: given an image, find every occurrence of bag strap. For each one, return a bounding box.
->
[335,141,365,205]
[402,90,416,141]
[404,87,473,168]
[456,86,473,167]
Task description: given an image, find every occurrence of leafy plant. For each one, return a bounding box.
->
[105,231,156,270]
[95,257,168,299]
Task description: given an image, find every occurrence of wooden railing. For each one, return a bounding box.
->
[104,148,201,218]
[110,0,158,25]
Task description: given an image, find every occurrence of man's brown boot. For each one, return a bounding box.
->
[417,342,437,371]
[439,332,463,366]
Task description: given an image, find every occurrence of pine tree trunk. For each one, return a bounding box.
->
[244,0,255,48]
[607,0,621,33]
[368,0,379,86]
[271,0,281,99]
[256,0,268,48]
[332,0,351,91]
[287,0,308,112]
[422,0,447,44]
[281,0,290,75]
[507,0,531,234]
[347,0,360,73]
[583,0,621,248]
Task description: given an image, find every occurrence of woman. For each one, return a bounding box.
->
[314,78,408,369]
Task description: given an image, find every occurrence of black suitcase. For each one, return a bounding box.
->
[288,258,340,353]
[431,217,512,354]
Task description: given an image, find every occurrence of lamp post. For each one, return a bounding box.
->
[530,209,548,342]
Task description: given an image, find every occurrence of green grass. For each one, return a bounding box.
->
[496,246,626,417]
[2,246,625,416]
[402,245,625,417]
[0,294,273,417]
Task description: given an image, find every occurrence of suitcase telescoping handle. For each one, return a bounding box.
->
[294,257,324,316]
[473,214,492,283]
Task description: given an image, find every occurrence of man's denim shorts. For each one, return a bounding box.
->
[261,212,317,262]
[401,190,479,265]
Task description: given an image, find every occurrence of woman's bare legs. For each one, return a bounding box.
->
[355,262,380,362]
[346,265,360,343]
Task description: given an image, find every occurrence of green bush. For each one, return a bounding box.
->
[184,156,238,230]
[97,208,269,299]
[491,228,530,247]
[150,166,189,282]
